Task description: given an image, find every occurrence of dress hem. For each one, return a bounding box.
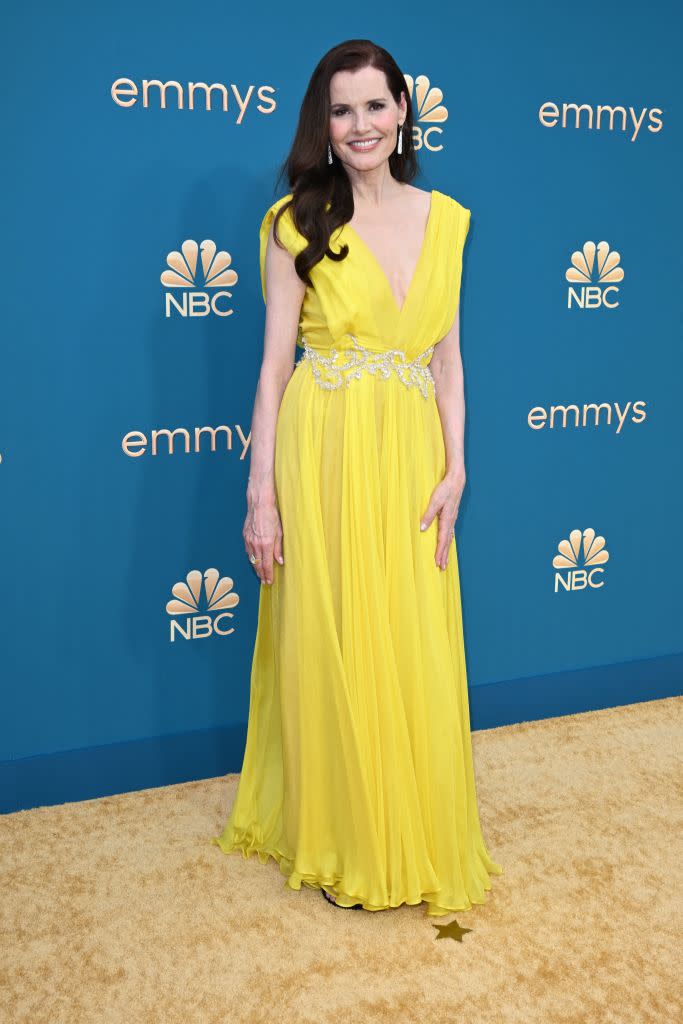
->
[210,828,503,918]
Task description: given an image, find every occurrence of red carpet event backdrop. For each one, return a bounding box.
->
[2,2,681,811]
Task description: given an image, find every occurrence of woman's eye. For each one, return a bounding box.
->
[332,102,386,116]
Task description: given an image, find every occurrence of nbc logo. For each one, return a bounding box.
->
[403,75,447,152]
[552,528,609,592]
[166,568,240,641]
[566,241,624,309]
[160,240,238,318]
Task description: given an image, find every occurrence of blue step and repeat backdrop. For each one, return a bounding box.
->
[3,2,682,811]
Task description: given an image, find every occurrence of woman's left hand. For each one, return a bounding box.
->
[420,463,466,570]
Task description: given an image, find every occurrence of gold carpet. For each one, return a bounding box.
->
[2,696,681,1023]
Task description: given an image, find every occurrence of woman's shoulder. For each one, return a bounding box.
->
[260,193,296,232]
[432,188,471,218]
[260,192,294,231]
[259,193,308,258]
[265,191,293,211]
[432,190,472,252]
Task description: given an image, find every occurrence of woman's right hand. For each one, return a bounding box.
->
[243,494,284,586]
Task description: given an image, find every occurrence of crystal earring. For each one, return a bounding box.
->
[328,141,333,164]
[397,123,403,155]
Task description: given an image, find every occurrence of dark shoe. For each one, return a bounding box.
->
[321,888,363,910]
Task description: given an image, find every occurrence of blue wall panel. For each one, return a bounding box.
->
[2,1,681,810]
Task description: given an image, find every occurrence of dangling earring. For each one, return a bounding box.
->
[328,140,333,164]
[397,123,403,155]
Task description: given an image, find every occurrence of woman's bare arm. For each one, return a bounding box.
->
[244,219,306,584]
[429,306,465,476]
[422,307,466,570]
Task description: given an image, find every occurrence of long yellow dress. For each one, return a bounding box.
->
[211,188,503,916]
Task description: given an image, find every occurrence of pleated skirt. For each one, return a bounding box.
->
[211,356,503,915]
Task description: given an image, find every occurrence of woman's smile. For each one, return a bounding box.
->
[348,137,382,151]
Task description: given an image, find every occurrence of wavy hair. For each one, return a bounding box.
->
[269,38,420,287]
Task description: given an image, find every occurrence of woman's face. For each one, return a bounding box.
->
[328,65,406,171]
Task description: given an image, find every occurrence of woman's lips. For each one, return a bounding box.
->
[348,138,381,151]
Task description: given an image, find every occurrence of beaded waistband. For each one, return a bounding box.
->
[299,334,435,399]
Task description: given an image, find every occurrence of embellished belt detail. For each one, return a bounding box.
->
[299,334,435,399]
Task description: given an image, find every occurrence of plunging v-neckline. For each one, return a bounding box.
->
[342,189,437,318]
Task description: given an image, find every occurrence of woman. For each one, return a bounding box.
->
[211,38,503,917]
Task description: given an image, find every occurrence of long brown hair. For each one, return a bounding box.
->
[269,39,420,288]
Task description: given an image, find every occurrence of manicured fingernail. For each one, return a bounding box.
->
[277,556,284,564]
[420,522,426,531]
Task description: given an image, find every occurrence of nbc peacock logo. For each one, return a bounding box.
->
[566,241,624,309]
[160,240,239,318]
[166,568,240,641]
[552,528,610,592]
[403,75,448,152]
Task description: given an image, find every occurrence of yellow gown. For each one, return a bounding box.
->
[211,188,503,916]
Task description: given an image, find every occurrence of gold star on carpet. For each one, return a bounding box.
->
[432,917,473,942]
